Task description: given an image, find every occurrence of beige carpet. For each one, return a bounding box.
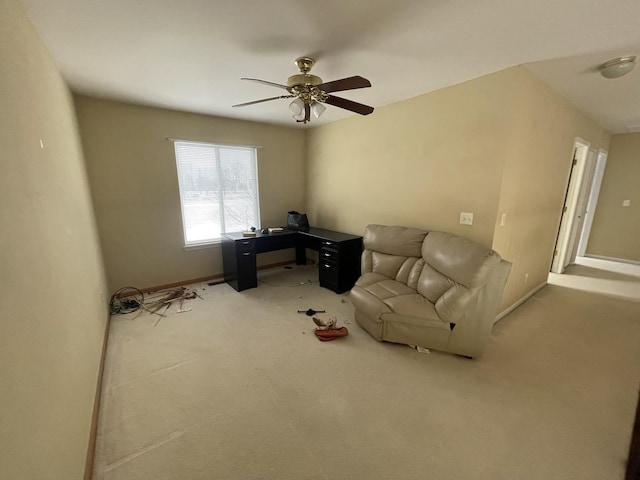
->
[92,264,640,480]
[548,256,640,302]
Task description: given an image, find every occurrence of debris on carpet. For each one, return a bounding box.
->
[109,287,144,314]
[109,286,201,324]
[408,344,430,354]
[312,315,348,341]
[298,308,326,316]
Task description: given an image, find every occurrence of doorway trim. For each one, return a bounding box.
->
[551,138,590,274]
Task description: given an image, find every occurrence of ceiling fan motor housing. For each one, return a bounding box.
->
[287,73,322,87]
[288,56,323,91]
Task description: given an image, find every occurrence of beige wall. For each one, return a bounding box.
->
[586,133,640,262]
[306,66,610,312]
[306,69,517,245]
[491,68,610,309]
[74,97,306,291]
[0,2,109,479]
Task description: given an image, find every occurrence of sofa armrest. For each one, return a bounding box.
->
[445,259,512,357]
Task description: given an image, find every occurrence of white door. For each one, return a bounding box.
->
[551,139,590,274]
[568,149,597,264]
[576,149,609,257]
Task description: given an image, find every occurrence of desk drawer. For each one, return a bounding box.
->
[320,239,338,251]
[237,239,256,252]
[319,261,338,287]
[236,251,257,290]
[319,248,338,263]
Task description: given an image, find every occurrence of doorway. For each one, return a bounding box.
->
[551,139,591,274]
[567,148,597,264]
[551,141,609,274]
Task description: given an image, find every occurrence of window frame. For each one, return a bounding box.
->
[173,140,261,247]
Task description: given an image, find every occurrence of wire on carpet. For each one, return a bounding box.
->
[109,287,144,314]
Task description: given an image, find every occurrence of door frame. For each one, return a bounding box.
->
[568,148,597,264]
[551,138,590,274]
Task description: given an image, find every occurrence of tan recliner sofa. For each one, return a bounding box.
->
[350,225,511,358]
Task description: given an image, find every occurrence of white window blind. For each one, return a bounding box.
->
[173,141,260,245]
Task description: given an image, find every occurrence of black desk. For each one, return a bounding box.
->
[221,228,363,293]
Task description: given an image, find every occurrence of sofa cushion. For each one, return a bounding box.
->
[368,251,412,279]
[364,224,428,257]
[400,258,425,289]
[381,294,451,348]
[350,285,392,320]
[362,279,416,300]
[355,272,390,287]
[422,231,501,288]
[416,262,455,303]
[383,293,443,323]
[351,275,418,325]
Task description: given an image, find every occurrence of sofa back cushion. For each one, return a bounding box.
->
[362,225,428,285]
[362,252,424,288]
[421,232,501,289]
[416,263,455,303]
[364,224,428,257]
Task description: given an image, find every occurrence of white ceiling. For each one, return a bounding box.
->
[20,0,640,131]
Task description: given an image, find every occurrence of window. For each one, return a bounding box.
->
[173,141,260,245]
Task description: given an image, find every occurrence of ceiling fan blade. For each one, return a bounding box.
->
[241,78,290,90]
[318,76,371,93]
[323,95,374,115]
[233,95,293,107]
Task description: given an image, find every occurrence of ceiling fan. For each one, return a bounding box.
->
[232,57,374,124]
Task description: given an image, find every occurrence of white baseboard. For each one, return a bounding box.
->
[582,254,640,266]
[495,281,547,322]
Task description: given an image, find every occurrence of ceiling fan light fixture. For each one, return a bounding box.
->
[599,56,636,79]
[289,98,304,115]
[311,102,326,118]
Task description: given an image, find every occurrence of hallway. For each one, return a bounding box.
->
[548,256,640,302]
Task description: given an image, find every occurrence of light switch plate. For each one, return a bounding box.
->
[460,212,474,225]
[622,200,631,207]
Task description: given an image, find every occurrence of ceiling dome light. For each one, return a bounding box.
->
[599,56,636,79]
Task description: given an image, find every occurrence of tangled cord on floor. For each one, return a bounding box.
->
[109,287,144,314]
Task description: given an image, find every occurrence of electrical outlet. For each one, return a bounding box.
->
[622,200,631,207]
[459,212,474,225]
[524,273,529,282]
[500,213,507,227]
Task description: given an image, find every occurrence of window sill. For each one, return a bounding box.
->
[183,241,222,251]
